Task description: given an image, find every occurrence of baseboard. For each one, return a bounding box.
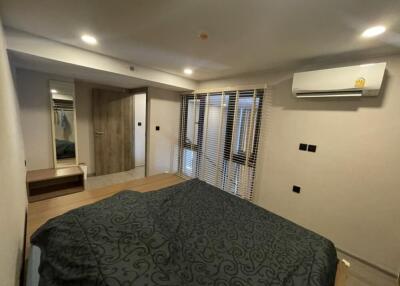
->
[336,248,397,286]
[336,247,396,278]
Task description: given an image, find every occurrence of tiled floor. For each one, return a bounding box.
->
[86,166,145,190]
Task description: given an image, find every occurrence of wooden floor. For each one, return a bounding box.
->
[26,173,184,251]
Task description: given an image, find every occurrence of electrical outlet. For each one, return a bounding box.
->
[308,144,317,152]
[299,143,307,151]
[292,185,301,194]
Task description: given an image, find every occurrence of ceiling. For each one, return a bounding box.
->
[9,51,185,90]
[1,0,400,81]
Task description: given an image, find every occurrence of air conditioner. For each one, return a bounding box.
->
[292,62,386,98]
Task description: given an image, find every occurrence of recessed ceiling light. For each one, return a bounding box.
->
[361,26,386,38]
[50,89,58,93]
[184,68,193,75]
[81,34,98,45]
[360,63,375,67]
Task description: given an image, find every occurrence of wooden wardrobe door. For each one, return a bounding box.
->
[93,89,134,175]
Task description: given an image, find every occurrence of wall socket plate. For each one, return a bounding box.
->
[292,185,301,194]
[299,143,307,151]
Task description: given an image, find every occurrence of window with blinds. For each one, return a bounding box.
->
[178,89,264,200]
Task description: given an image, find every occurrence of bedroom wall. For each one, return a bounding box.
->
[15,69,127,174]
[134,92,146,167]
[16,68,179,176]
[73,80,94,174]
[147,86,180,176]
[0,20,28,286]
[197,54,400,275]
[16,68,70,170]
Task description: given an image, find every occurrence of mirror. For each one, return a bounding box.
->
[49,80,78,168]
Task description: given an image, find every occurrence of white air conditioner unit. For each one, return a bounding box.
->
[292,62,386,98]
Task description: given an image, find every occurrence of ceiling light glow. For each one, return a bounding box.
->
[361,26,386,38]
[360,63,375,67]
[81,34,98,45]
[184,68,193,75]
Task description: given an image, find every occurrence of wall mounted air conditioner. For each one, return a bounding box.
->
[292,62,386,98]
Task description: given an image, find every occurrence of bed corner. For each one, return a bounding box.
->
[335,259,350,286]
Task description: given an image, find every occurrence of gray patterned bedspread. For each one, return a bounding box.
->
[32,179,337,286]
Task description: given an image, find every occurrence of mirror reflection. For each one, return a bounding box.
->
[49,80,78,167]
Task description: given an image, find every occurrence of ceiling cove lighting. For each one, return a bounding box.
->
[361,26,386,38]
[184,68,193,75]
[50,89,58,93]
[81,34,98,45]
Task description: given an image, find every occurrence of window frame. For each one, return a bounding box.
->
[179,90,263,175]
[179,95,206,176]
[223,91,264,168]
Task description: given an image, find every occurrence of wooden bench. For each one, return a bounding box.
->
[26,167,84,202]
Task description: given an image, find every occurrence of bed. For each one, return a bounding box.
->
[29,179,339,286]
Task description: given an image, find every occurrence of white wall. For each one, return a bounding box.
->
[74,81,95,174]
[15,69,89,171]
[147,87,180,176]
[134,93,146,167]
[16,68,61,170]
[0,20,27,286]
[198,54,400,275]
[15,70,129,174]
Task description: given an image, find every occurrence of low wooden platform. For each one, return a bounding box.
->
[26,167,84,202]
[26,173,184,251]
[27,167,83,183]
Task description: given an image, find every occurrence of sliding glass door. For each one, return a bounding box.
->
[178,89,264,200]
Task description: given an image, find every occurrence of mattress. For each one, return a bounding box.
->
[26,245,40,286]
[31,179,338,285]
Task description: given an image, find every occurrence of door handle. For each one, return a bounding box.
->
[95,131,104,135]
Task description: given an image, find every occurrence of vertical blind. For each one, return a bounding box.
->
[177,89,264,200]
